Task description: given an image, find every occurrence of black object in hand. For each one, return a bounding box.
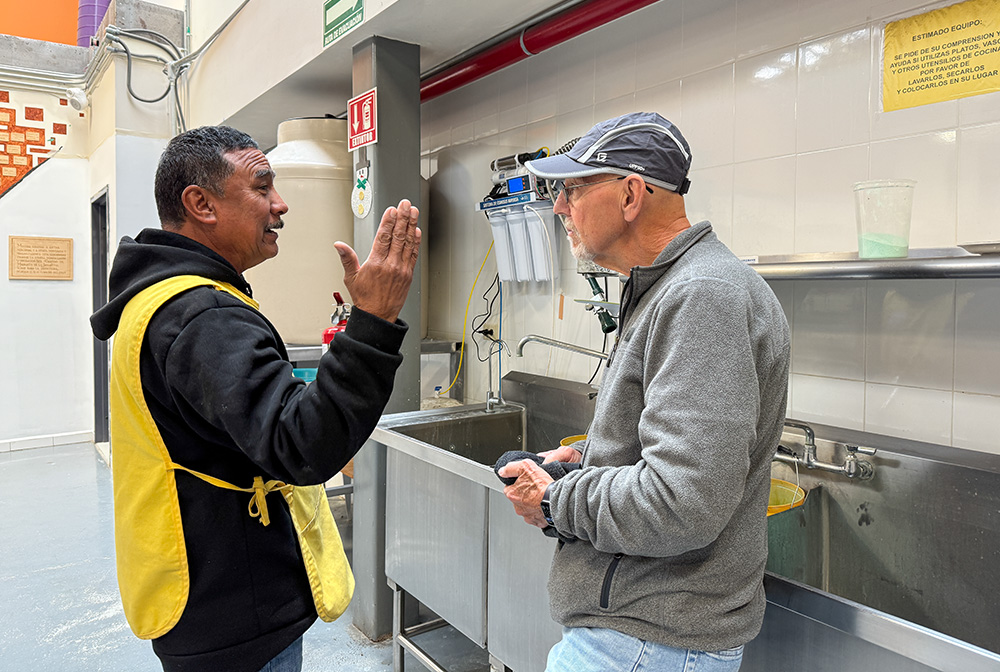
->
[493,450,580,485]
[494,450,580,543]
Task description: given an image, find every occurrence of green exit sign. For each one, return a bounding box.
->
[324,0,363,47]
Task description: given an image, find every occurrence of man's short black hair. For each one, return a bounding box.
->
[155,125,259,226]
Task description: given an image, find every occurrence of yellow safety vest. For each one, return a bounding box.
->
[109,274,353,640]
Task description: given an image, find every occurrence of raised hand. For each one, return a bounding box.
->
[334,199,421,323]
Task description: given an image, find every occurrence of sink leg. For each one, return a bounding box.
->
[388,578,454,672]
[391,580,406,672]
[489,654,512,672]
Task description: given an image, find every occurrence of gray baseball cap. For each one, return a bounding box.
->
[525,112,692,195]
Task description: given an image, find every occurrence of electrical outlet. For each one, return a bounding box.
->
[479,321,498,339]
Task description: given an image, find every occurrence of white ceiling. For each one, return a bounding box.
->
[224,0,574,149]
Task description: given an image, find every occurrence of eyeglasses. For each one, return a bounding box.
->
[549,176,654,205]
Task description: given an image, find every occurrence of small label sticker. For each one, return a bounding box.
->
[351,167,372,219]
[739,256,759,265]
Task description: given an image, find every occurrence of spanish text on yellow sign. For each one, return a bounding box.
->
[9,236,74,280]
[883,0,999,111]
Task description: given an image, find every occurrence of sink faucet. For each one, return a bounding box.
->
[783,420,816,463]
[774,419,876,480]
[485,352,502,413]
[515,334,608,361]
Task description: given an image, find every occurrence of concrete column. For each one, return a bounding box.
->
[350,35,421,641]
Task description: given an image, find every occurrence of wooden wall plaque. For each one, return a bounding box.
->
[8,236,74,280]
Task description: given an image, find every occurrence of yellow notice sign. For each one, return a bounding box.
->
[9,236,74,280]
[883,0,1000,111]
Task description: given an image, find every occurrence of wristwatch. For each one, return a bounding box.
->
[540,482,555,527]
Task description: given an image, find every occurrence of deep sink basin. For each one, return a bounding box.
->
[393,406,523,471]
[765,433,1000,658]
[373,374,1000,672]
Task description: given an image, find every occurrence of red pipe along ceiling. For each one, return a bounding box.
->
[419,0,661,102]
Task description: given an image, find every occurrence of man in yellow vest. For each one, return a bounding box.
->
[90,126,420,672]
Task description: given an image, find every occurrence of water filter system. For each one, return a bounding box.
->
[477,150,556,283]
[477,147,618,336]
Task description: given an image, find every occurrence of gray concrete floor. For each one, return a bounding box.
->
[0,443,488,672]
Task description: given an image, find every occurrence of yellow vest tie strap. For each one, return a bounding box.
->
[168,463,293,527]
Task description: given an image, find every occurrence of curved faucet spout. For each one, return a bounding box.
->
[515,334,608,361]
[775,419,876,480]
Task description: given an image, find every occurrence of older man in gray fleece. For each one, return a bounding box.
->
[499,112,790,672]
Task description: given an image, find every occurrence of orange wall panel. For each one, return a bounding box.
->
[0,0,80,47]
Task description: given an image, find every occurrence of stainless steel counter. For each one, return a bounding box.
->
[748,247,1000,279]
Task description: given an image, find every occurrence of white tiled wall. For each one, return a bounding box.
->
[420,0,1000,454]
[778,277,1000,450]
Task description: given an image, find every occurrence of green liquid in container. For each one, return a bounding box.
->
[859,233,908,259]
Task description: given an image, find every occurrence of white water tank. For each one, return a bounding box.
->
[245,116,428,344]
[244,117,353,345]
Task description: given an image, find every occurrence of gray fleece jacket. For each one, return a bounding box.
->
[546,221,790,652]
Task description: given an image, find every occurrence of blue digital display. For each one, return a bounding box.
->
[506,176,527,194]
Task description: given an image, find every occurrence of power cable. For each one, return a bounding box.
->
[586,278,611,386]
[588,331,609,385]
[471,274,510,362]
[438,242,494,396]
[108,35,171,103]
[117,27,183,59]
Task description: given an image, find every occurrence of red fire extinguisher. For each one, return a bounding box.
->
[321,292,349,354]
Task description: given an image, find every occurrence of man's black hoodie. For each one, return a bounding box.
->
[91,228,406,672]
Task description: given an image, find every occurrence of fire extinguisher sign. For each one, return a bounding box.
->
[347,88,377,152]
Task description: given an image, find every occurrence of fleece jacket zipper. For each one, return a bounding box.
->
[600,553,625,609]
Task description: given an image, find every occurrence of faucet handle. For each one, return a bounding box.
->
[845,444,877,456]
[776,444,799,458]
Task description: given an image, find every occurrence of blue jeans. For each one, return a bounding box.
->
[257,636,303,672]
[546,627,743,672]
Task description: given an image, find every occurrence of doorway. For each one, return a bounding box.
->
[91,189,109,444]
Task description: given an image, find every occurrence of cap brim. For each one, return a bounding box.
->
[524,154,609,180]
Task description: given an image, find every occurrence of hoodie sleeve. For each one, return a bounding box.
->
[152,293,406,485]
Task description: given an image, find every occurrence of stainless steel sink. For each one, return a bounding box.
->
[749,431,1000,671]
[374,373,595,671]
[377,402,524,650]
[373,375,1000,672]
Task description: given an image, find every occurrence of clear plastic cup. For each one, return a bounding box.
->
[853,179,916,259]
